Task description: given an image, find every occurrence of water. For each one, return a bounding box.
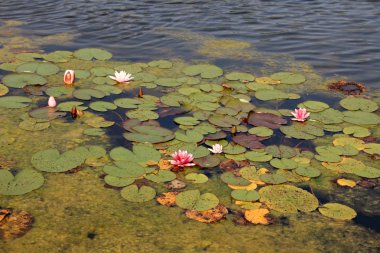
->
[1,1,380,252]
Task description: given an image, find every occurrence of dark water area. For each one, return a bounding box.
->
[1,0,380,90]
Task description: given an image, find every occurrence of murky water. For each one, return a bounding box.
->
[1,1,380,252]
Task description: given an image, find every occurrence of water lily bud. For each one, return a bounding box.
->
[64,70,75,85]
[48,96,57,107]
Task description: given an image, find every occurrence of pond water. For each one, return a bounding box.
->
[0,1,380,252]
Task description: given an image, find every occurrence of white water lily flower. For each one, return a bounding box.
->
[109,70,134,83]
[208,144,223,154]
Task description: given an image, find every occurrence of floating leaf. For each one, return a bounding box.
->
[120,185,156,202]
[363,143,380,155]
[19,118,50,131]
[176,190,219,211]
[110,145,161,163]
[310,108,344,124]
[16,62,59,76]
[73,48,112,61]
[225,72,255,82]
[260,174,288,184]
[114,98,142,108]
[270,158,298,170]
[270,72,306,85]
[265,145,298,158]
[156,192,178,207]
[185,173,209,184]
[73,88,105,100]
[298,101,329,112]
[248,127,273,137]
[221,172,251,186]
[248,112,287,129]
[148,60,172,69]
[0,96,32,109]
[56,101,87,112]
[145,170,176,183]
[194,155,220,168]
[0,170,44,195]
[340,97,378,112]
[343,111,380,125]
[343,126,371,138]
[183,64,223,79]
[175,130,204,143]
[174,117,200,126]
[126,109,159,121]
[104,175,135,187]
[2,73,47,88]
[223,144,246,155]
[245,151,272,162]
[43,50,72,62]
[90,66,114,77]
[232,134,267,149]
[244,208,270,225]
[231,189,260,201]
[259,185,318,213]
[89,101,117,112]
[208,114,240,127]
[103,163,145,178]
[85,116,114,128]
[318,203,357,220]
[255,90,290,101]
[295,167,321,178]
[280,123,324,140]
[0,210,34,240]
[322,158,380,178]
[155,78,182,87]
[83,128,105,136]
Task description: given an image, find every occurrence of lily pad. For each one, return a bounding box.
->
[322,158,380,178]
[259,185,319,213]
[183,64,223,79]
[208,114,240,127]
[343,126,371,138]
[343,111,380,125]
[245,151,272,162]
[145,170,177,183]
[16,62,59,76]
[340,97,378,112]
[232,134,267,149]
[225,72,255,82]
[265,145,298,158]
[120,185,156,202]
[221,172,251,186]
[280,123,324,140]
[2,73,47,88]
[104,175,135,187]
[0,96,32,109]
[193,155,220,168]
[295,166,321,178]
[259,174,288,184]
[126,109,159,121]
[155,78,182,87]
[176,190,219,211]
[110,145,161,163]
[0,170,44,195]
[248,112,287,129]
[89,101,117,112]
[148,60,172,69]
[0,84,9,96]
[174,117,200,126]
[318,203,357,220]
[248,126,273,137]
[298,101,329,112]
[19,118,50,131]
[231,189,260,201]
[73,88,105,100]
[270,72,306,85]
[73,48,112,61]
[185,173,209,184]
[255,90,290,101]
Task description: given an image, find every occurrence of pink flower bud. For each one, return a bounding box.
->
[48,96,57,108]
[64,70,75,85]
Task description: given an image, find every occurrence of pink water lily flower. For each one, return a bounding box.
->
[48,96,57,107]
[109,70,134,83]
[169,150,196,167]
[64,70,75,85]
[291,108,310,122]
[208,144,223,154]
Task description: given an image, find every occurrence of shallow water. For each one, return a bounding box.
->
[0,1,380,253]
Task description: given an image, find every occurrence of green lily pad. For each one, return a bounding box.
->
[208,114,240,127]
[340,97,379,112]
[270,72,306,85]
[174,117,200,126]
[176,189,219,211]
[318,203,357,220]
[343,111,380,125]
[231,189,260,201]
[89,101,117,112]
[185,173,209,184]
[343,126,371,138]
[255,89,290,101]
[31,148,87,173]
[90,66,114,77]
[183,64,223,79]
[322,158,380,178]
[73,88,106,100]
[2,73,47,88]
[16,62,59,76]
[297,101,329,112]
[120,185,156,202]
[29,107,66,120]
[0,169,44,195]
[114,98,142,109]
[45,87,72,97]
[43,50,72,62]
[225,72,255,82]
[19,118,50,131]
[110,145,161,163]
[221,172,251,186]
[270,158,298,170]
[85,116,114,128]
[245,151,273,162]
[126,109,159,121]
[104,175,135,187]
[103,163,145,178]
[155,78,182,87]
[56,101,87,112]
[248,126,273,137]
[175,130,204,143]
[259,174,288,184]
[0,96,32,109]
[73,48,112,61]
[363,143,380,155]
[310,108,344,124]
[265,145,298,158]
[280,123,324,140]
[124,125,174,143]
[145,170,177,183]
[94,85,122,95]
[193,155,220,168]
[223,144,246,155]
[295,166,321,178]
[259,185,319,213]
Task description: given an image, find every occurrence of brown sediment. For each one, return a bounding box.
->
[328,80,366,95]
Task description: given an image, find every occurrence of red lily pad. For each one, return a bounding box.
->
[247,111,287,129]
[232,134,269,149]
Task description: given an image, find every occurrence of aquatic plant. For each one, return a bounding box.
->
[169,150,195,167]
[208,144,223,154]
[291,108,310,122]
[47,96,56,107]
[109,70,134,83]
[63,69,75,85]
